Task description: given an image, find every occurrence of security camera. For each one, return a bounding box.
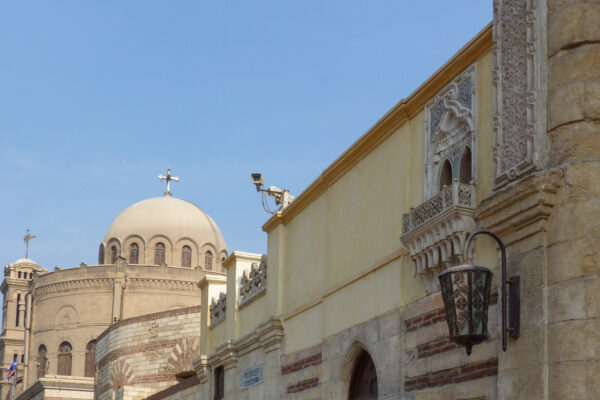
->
[251,173,264,189]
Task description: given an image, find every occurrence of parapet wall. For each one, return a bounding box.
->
[96,306,201,400]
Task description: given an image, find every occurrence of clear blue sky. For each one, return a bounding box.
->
[0,2,492,269]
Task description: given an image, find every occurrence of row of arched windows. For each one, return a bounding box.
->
[37,340,96,379]
[100,243,216,269]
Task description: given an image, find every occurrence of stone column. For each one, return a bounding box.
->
[545,1,600,399]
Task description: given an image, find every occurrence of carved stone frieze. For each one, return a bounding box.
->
[425,65,477,199]
[165,337,201,375]
[401,182,477,293]
[493,0,547,186]
[34,276,199,298]
[34,278,114,297]
[210,292,227,327]
[239,258,267,306]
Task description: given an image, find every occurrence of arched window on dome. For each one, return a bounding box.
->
[110,245,118,264]
[205,251,213,271]
[182,246,192,268]
[99,244,105,264]
[57,342,72,376]
[155,243,166,265]
[129,243,139,264]
[85,340,96,377]
[37,345,47,379]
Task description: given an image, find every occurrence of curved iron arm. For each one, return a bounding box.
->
[463,230,510,352]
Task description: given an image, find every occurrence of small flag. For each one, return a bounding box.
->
[6,359,17,382]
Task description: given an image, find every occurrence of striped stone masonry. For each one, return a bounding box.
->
[280,344,322,397]
[286,377,319,394]
[95,306,201,400]
[403,292,499,399]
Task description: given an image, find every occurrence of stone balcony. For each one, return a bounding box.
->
[401,181,477,293]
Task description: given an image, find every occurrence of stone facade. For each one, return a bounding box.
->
[7,2,600,399]
[95,306,201,400]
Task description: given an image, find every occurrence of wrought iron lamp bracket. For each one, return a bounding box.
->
[463,230,520,351]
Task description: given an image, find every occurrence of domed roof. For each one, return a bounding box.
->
[12,258,37,265]
[104,196,227,253]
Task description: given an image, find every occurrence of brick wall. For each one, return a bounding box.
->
[96,306,201,400]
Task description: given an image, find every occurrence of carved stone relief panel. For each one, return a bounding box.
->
[425,65,478,199]
[239,258,267,306]
[493,0,547,186]
[210,292,226,327]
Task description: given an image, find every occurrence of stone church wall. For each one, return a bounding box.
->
[95,306,201,400]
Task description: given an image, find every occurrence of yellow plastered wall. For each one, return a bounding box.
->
[275,48,496,353]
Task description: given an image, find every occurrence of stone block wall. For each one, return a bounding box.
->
[403,293,499,400]
[95,306,201,400]
[280,344,322,398]
[145,376,200,400]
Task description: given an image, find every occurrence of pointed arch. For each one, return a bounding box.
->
[348,349,378,399]
[341,342,379,400]
[439,159,452,191]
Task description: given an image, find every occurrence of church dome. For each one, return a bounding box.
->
[101,196,227,270]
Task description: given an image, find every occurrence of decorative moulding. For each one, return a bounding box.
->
[239,258,267,307]
[401,181,477,293]
[424,65,478,199]
[492,0,547,187]
[206,317,284,370]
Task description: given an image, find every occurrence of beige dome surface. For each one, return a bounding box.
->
[104,196,227,251]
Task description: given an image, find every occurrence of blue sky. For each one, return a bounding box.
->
[0,2,492,268]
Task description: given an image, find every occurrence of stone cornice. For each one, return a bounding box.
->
[204,317,284,371]
[475,171,562,245]
[262,23,492,233]
[16,375,95,400]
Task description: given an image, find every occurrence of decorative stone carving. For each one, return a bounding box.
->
[110,359,135,390]
[493,0,547,186]
[425,65,477,199]
[401,181,477,293]
[166,337,200,376]
[239,258,267,306]
[210,292,227,327]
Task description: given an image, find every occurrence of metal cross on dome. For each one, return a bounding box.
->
[24,229,36,259]
[158,167,180,196]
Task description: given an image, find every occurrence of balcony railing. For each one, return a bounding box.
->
[402,181,476,236]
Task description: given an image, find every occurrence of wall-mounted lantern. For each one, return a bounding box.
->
[438,230,520,355]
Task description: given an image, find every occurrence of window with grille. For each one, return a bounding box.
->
[57,342,72,376]
[129,243,139,264]
[205,251,213,271]
[182,246,192,268]
[85,340,96,377]
[155,243,166,265]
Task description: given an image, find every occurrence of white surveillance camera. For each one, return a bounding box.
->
[251,173,264,188]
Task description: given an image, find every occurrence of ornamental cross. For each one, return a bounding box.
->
[24,229,36,259]
[158,167,180,196]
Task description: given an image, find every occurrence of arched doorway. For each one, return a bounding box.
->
[349,350,378,399]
